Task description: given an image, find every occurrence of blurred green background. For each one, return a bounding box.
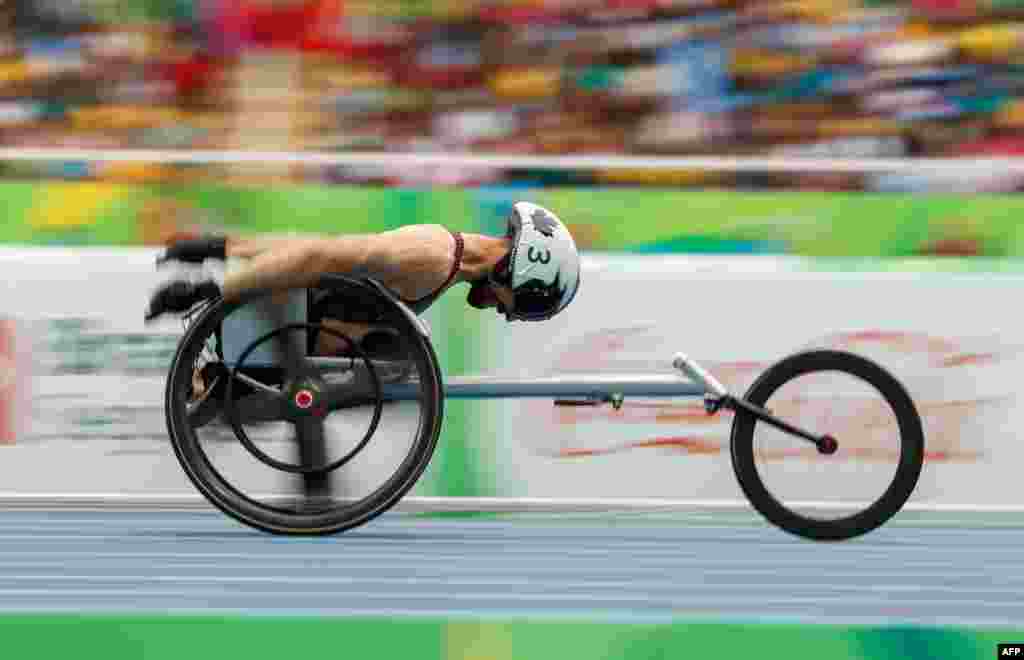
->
[5,180,1024,265]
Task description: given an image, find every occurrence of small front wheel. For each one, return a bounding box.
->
[730,350,924,541]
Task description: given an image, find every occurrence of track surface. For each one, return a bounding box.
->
[0,508,1021,627]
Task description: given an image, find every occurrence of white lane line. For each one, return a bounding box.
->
[1,604,1021,630]
[0,549,1017,568]
[0,574,1019,598]
[0,604,684,625]
[0,529,1016,547]
[0,520,1018,537]
[0,562,1010,582]
[4,512,1019,528]
[4,493,1024,514]
[0,534,1012,553]
[0,536,835,553]
[0,551,1012,571]
[0,587,1019,611]
[0,526,795,539]
[0,529,1003,547]
[0,543,1018,567]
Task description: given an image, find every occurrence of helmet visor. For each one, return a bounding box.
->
[505,279,560,321]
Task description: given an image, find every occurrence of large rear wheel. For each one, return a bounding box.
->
[164,276,445,535]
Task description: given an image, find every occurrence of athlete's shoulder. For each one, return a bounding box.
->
[366,224,455,271]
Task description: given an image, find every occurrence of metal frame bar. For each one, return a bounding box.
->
[378,373,708,401]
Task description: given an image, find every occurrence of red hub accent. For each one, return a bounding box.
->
[294,390,315,410]
[819,435,839,456]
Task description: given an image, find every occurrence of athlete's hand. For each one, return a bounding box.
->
[156,236,227,265]
[145,279,221,322]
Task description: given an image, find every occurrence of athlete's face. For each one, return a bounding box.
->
[467,279,515,318]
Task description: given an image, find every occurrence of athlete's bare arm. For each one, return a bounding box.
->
[219,225,456,304]
[220,235,375,302]
[226,236,325,259]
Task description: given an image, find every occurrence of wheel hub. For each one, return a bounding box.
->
[288,379,326,417]
[818,434,839,456]
[294,389,315,409]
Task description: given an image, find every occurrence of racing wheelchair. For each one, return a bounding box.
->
[163,275,925,542]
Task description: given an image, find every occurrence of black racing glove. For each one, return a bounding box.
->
[156,236,227,265]
[145,279,221,322]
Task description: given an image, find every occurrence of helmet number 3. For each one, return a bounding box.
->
[527,247,551,264]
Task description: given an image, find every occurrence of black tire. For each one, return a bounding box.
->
[164,276,445,535]
[730,350,924,542]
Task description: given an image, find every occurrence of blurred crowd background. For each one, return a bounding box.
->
[4,0,1024,192]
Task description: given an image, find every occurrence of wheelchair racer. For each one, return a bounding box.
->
[145,202,582,351]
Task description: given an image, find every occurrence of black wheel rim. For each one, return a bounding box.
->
[730,350,924,541]
[164,277,445,534]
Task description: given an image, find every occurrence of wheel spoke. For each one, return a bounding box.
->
[727,396,827,449]
[323,377,378,411]
[233,371,281,395]
[233,391,290,424]
[259,296,313,379]
[294,417,330,499]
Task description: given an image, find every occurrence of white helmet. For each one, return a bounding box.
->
[492,202,581,322]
